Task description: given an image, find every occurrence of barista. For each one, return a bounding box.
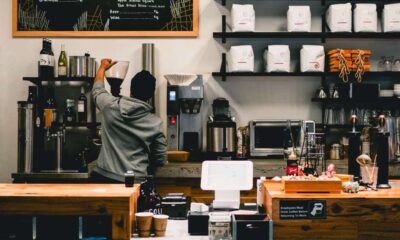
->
[91,59,167,183]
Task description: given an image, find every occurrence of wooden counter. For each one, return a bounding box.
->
[0,184,140,240]
[262,181,400,240]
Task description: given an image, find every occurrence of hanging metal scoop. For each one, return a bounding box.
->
[356,154,373,167]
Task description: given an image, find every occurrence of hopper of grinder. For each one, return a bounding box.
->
[164,74,197,86]
[165,74,203,114]
[105,61,129,97]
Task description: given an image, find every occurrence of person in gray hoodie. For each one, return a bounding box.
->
[91,59,167,183]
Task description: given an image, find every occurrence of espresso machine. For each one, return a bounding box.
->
[166,74,204,158]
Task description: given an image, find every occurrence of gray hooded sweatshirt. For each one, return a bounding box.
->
[92,82,167,182]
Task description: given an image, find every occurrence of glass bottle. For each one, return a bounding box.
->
[58,44,68,78]
[77,87,87,124]
[64,99,76,124]
[137,176,163,214]
[39,38,55,80]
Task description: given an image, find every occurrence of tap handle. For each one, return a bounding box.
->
[379,115,386,129]
[350,115,358,133]
[350,115,357,126]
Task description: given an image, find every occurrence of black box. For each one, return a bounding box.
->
[161,193,189,220]
[351,83,379,100]
[336,83,379,100]
[188,211,209,235]
[232,214,272,240]
[0,215,33,239]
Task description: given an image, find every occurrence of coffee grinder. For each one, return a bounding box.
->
[166,74,204,159]
[348,115,361,177]
[376,115,391,189]
[105,61,129,97]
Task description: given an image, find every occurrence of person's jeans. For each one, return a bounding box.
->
[90,171,123,183]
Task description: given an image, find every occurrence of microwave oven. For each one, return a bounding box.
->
[249,120,315,157]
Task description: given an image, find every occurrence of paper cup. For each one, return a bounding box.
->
[153,215,169,237]
[135,212,154,237]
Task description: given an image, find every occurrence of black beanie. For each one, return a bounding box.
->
[130,70,156,102]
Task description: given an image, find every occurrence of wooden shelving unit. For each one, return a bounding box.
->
[213,0,400,127]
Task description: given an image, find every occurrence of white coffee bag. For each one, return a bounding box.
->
[228,45,255,72]
[354,4,378,32]
[231,4,255,32]
[326,3,352,32]
[383,3,400,32]
[300,45,325,72]
[264,45,291,73]
[287,6,311,32]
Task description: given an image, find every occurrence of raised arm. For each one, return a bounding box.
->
[92,59,117,111]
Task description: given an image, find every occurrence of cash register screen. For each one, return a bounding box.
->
[201,161,253,191]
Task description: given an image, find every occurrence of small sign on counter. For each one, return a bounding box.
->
[279,200,326,220]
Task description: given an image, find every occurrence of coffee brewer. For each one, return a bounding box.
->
[166,74,204,158]
[206,98,237,159]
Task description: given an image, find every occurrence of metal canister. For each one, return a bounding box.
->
[142,43,155,74]
[69,56,85,77]
[18,101,35,173]
[330,143,344,160]
[87,57,97,77]
[69,56,77,77]
[142,43,155,109]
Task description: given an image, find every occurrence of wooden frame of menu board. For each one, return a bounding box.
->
[12,0,198,37]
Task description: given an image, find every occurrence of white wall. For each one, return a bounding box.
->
[1,0,399,182]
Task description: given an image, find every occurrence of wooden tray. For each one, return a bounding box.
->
[282,176,342,194]
[167,151,190,162]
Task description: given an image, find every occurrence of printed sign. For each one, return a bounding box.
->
[279,200,326,220]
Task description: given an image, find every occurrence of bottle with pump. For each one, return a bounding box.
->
[58,44,68,78]
[39,38,55,80]
[256,176,266,211]
[77,87,87,124]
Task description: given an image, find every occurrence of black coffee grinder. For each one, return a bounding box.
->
[348,115,361,177]
[376,115,391,189]
[206,98,237,160]
[105,61,130,97]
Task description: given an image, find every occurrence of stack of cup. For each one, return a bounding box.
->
[136,212,154,237]
[153,215,169,237]
[135,212,169,238]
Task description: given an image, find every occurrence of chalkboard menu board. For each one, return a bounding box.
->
[13,0,198,37]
